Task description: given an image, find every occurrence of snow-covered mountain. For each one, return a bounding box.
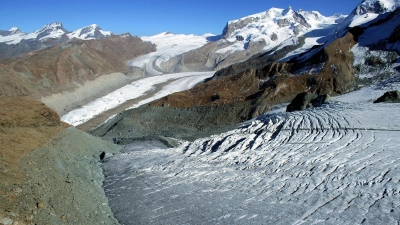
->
[68,24,113,40]
[128,7,347,75]
[220,6,346,53]
[0,22,113,45]
[0,22,114,60]
[338,0,400,28]
[356,0,400,14]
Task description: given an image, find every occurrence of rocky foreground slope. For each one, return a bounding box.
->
[0,96,120,225]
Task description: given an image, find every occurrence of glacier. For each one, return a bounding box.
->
[102,78,400,224]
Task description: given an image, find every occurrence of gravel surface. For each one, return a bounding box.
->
[0,127,122,225]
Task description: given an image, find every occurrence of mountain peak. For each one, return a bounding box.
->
[343,0,400,28]
[355,0,400,15]
[9,27,19,32]
[88,24,100,29]
[68,24,112,40]
[81,24,101,32]
[41,22,64,30]
[283,6,294,16]
[8,27,22,34]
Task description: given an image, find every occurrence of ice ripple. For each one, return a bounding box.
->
[103,102,400,224]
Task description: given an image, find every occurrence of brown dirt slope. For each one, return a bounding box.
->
[0,96,121,224]
[0,96,67,185]
[0,96,67,223]
[0,35,156,97]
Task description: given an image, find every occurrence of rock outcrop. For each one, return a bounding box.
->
[373,90,400,103]
[286,92,329,112]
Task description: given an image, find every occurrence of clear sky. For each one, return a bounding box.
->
[0,0,362,36]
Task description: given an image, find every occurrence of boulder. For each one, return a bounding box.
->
[373,91,400,103]
[286,92,329,112]
[236,35,244,41]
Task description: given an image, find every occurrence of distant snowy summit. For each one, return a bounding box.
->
[68,24,113,40]
[356,0,400,14]
[221,6,346,45]
[0,22,113,45]
[343,0,400,27]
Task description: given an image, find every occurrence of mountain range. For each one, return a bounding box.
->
[2,0,400,224]
[0,23,113,59]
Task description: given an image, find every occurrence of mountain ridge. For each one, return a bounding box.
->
[128,6,347,76]
[0,22,114,60]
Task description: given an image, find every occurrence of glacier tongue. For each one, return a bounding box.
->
[103,83,400,224]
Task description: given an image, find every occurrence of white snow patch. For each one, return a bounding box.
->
[349,13,380,27]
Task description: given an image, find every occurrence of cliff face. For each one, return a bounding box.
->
[0,35,156,97]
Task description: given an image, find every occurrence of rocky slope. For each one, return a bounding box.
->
[0,96,121,225]
[0,34,156,115]
[0,23,113,60]
[152,4,400,109]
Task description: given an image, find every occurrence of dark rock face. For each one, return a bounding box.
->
[270,33,278,41]
[277,10,310,30]
[293,25,302,35]
[293,11,311,28]
[373,91,400,103]
[277,19,291,28]
[236,35,244,41]
[286,92,329,112]
[222,17,259,39]
[388,24,400,43]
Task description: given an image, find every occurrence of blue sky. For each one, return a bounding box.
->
[1,0,362,36]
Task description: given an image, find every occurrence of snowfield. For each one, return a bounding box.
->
[128,32,213,75]
[103,79,400,224]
